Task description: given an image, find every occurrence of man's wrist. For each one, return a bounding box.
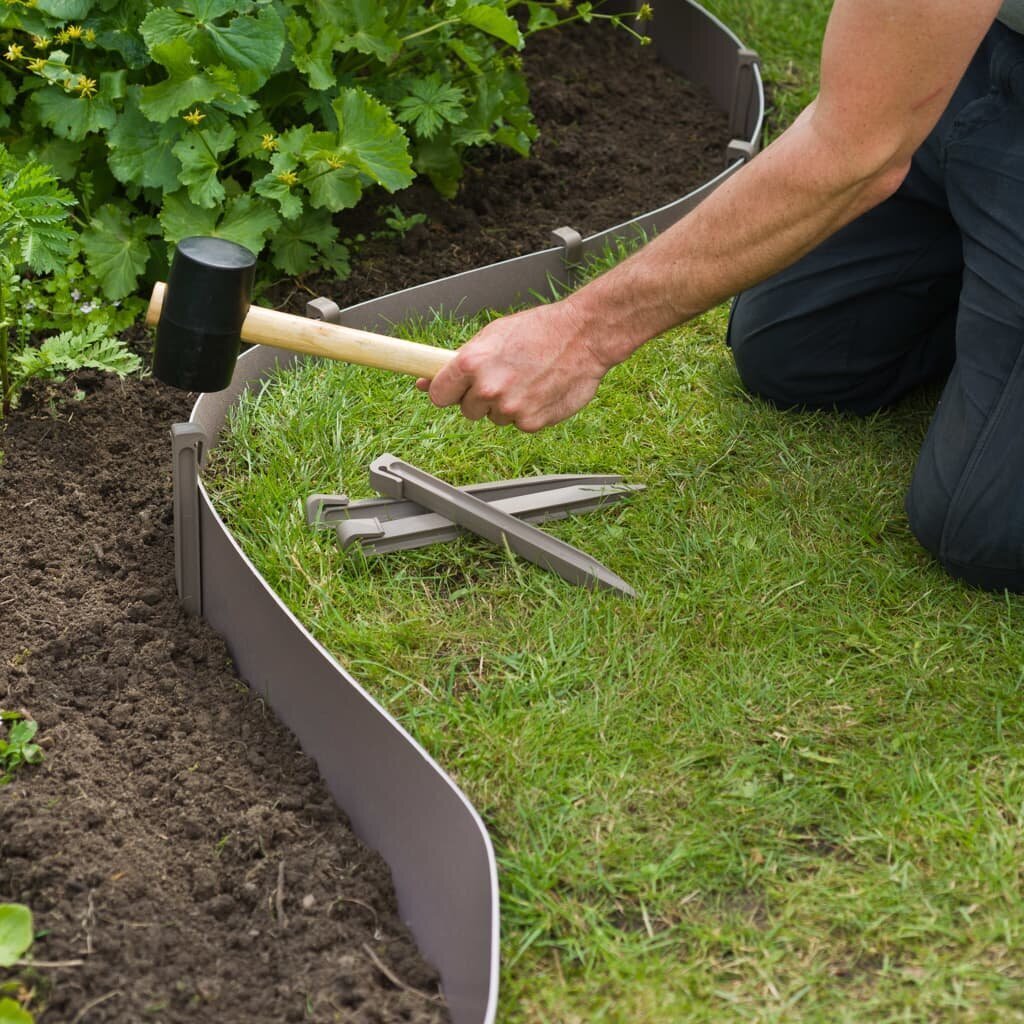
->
[563,269,665,369]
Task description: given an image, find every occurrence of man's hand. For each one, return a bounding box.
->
[417,297,613,432]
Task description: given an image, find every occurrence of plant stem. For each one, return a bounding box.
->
[400,17,459,44]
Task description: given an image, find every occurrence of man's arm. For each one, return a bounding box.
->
[421,0,1003,431]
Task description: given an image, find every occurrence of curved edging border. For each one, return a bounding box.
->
[176,5,764,1023]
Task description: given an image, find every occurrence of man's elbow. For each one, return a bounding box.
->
[806,112,916,215]
[865,154,913,207]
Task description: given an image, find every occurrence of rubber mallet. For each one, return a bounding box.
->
[147,236,455,393]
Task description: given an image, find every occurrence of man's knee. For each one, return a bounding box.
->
[727,289,869,411]
[727,290,809,408]
[906,484,1024,593]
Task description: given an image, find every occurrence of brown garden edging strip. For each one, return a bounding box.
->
[172,4,764,1022]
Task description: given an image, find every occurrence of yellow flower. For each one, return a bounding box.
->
[260,133,278,152]
[184,108,206,125]
[84,28,96,43]
[64,24,83,39]
[26,56,45,73]
[637,3,653,20]
[76,74,96,97]
[4,43,23,60]
[276,171,299,187]
[31,34,50,49]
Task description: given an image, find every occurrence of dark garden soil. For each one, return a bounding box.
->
[0,21,728,1024]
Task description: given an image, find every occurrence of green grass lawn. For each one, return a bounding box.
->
[207,4,1024,1021]
[207,307,1024,1022]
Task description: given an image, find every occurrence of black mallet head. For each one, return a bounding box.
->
[149,236,256,393]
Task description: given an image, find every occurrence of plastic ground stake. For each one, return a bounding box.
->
[176,5,765,1022]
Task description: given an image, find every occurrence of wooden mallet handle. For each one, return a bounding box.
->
[146,281,455,380]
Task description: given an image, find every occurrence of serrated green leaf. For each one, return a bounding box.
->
[305,162,361,213]
[296,128,363,211]
[191,0,250,21]
[412,132,463,198]
[99,69,127,102]
[13,324,142,388]
[34,0,92,18]
[95,25,151,69]
[28,138,82,181]
[0,904,33,968]
[447,37,485,74]
[396,75,467,139]
[159,192,219,243]
[235,109,277,159]
[21,224,75,273]
[30,88,116,142]
[275,124,315,159]
[269,210,348,276]
[139,6,193,50]
[143,2,283,92]
[286,14,335,90]
[139,38,220,120]
[81,205,155,299]
[206,64,257,114]
[107,89,184,191]
[336,0,401,63]
[0,151,76,274]
[329,88,413,193]
[216,193,279,254]
[525,2,559,32]
[159,192,277,256]
[204,5,285,90]
[462,3,522,48]
[70,336,142,376]
[172,122,236,208]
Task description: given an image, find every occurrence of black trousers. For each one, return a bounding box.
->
[727,21,1024,592]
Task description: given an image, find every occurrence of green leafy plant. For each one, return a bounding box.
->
[0,904,37,1024]
[0,144,141,416]
[0,1,653,295]
[9,323,140,404]
[373,202,427,240]
[0,711,43,785]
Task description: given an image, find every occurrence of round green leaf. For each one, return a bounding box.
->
[0,998,34,1024]
[0,904,33,968]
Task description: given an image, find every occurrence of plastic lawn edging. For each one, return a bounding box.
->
[170,4,764,1021]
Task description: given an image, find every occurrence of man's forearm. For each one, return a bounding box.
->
[566,105,908,367]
